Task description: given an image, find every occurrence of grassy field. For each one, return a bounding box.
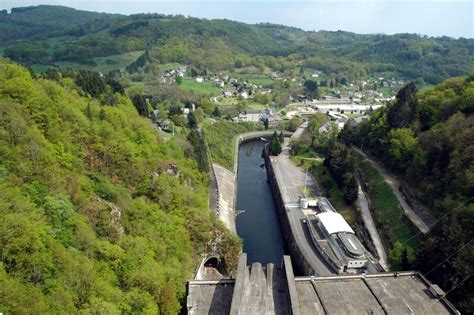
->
[291,66,328,80]
[216,96,266,110]
[204,121,260,170]
[158,63,182,71]
[179,78,221,96]
[237,73,274,87]
[355,155,419,268]
[37,50,145,73]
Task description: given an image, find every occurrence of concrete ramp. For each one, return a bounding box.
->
[212,163,236,233]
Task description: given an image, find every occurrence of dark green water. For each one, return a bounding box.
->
[235,140,285,265]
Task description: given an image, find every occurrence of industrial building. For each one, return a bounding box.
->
[302,197,372,273]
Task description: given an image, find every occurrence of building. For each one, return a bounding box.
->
[186,253,459,314]
[150,109,160,123]
[195,77,204,83]
[300,196,371,274]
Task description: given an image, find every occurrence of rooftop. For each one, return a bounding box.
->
[317,212,355,235]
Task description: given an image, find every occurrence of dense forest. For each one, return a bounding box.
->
[1,5,473,83]
[340,76,474,312]
[0,59,240,313]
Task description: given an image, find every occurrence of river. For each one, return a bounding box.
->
[235,140,285,265]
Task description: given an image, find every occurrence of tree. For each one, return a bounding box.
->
[324,142,358,204]
[99,107,106,120]
[132,94,149,117]
[187,129,210,172]
[387,82,418,129]
[342,172,358,204]
[212,106,221,117]
[168,105,182,116]
[86,104,92,120]
[288,117,303,132]
[269,131,282,155]
[263,118,269,130]
[187,111,198,128]
[303,80,318,99]
[175,76,182,85]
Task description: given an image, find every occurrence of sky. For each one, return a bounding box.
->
[1,0,473,38]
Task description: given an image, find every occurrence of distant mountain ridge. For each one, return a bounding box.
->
[1,5,473,84]
[0,5,120,43]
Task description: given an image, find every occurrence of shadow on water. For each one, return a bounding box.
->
[236,140,285,265]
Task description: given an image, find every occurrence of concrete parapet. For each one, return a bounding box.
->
[283,256,301,315]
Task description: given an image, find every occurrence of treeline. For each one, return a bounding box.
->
[2,6,473,83]
[324,143,358,204]
[0,60,240,313]
[342,77,473,312]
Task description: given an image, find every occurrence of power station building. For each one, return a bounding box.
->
[303,197,372,273]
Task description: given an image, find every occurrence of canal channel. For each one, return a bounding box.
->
[235,139,286,265]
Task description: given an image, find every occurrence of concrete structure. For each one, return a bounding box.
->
[312,102,383,114]
[212,163,237,233]
[267,122,335,276]
[357,182,389,270]
[186,253,459,314]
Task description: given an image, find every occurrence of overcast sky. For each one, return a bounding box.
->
[2,0,473,38]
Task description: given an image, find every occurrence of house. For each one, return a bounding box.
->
[259,88,272,94]
[150,109,160,122]
[195,77,204,83]
[223,90,233,97]
[240,91,249,99]
[181,108,190,115]
[319,122,333,133]
[159,120,171,130]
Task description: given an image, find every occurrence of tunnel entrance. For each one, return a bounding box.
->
[204,257,219,268]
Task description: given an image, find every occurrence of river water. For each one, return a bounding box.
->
[235,140,285,265]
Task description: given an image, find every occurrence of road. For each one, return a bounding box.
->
[356,183,389,271]
[271,122,334,276]
[353,146,430,234]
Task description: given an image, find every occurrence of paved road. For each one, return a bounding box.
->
[271,122,334,276]
[353,147,430,234]
[356,183,389,271]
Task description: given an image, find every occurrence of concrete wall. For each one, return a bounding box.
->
[264,148,317,276]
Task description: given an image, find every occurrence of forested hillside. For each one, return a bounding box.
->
[0,59,239,313]
[341,76,473,312]
[0,5,118,43]
[1,5,473,83]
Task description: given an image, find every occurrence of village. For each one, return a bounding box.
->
[149,64,403,134]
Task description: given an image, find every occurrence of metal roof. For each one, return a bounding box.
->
[338,233,365,258]
[316,212,354,235]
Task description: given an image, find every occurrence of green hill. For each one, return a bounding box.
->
[1,6,473,84]
[0,5,119,43]
[0,59,239,313]
[341,75,473,312]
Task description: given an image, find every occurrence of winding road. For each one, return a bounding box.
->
[353,146,430,234]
